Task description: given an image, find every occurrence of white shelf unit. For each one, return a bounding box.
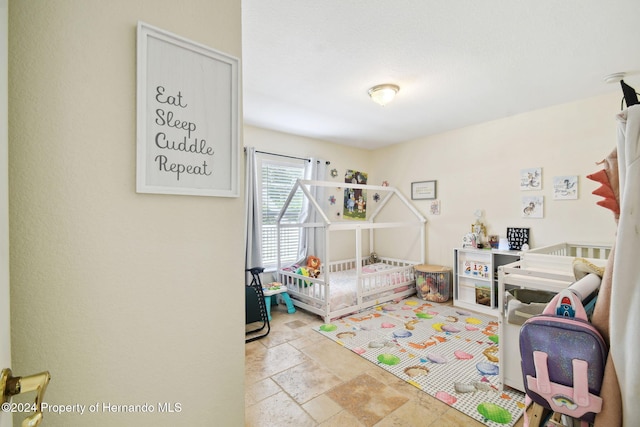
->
[453,248,521,316]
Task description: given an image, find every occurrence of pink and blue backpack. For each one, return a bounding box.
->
[519,289,607,425]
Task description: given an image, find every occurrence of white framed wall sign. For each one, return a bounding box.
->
[136,22,239,197]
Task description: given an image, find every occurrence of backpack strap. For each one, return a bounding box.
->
[526,351,603,419]
[533,351,551,394]
[573,359,590,407]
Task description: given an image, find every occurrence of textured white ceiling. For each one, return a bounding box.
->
[242,1,640,149]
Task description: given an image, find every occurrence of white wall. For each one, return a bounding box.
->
[9,2,244,426]
[245,125,372,175]
[371,92,620,266]
[244,125,375,261]
[247,93,621,270]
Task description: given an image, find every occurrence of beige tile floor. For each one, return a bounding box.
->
[245,302,526,427]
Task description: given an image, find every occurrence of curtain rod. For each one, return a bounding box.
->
[247,148,331,165]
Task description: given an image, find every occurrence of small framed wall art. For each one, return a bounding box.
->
[507,227,530,250]
[429,200,441,215]
[411,180,437,200]
[553,175,578,200]
[522,196,544,218]
[520,167,542,191]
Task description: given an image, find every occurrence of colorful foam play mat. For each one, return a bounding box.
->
[314,297,525,426]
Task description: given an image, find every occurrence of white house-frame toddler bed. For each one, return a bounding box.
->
[276,179,426,323]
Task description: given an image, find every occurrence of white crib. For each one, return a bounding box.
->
[497,242,612,392]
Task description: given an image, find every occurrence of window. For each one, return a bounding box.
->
[259,157,305,269]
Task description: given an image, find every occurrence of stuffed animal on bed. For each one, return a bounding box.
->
[306,256,321,278]
[294,266,312,287]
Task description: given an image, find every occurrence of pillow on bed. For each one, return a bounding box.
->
[370,263,392,271]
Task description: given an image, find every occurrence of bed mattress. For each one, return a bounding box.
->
[308,262,409,311]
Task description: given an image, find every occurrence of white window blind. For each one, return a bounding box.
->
[259,158,305,268]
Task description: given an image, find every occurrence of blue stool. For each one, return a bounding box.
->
[263,285,296,320]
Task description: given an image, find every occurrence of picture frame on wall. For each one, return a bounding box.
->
[343,170,368,220]
[522,196,544,218]
[520,167,542,191]
[553,175,578,200]
[411,180,437,200]
[507,227,530,250]
[136,22,239,197]
[429,200,441,215]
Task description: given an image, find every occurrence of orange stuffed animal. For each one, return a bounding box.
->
[306,256,321,278]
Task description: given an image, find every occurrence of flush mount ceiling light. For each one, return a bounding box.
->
[368,84,399,106]
[603,72,626,83]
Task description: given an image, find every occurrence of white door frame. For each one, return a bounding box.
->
[1,0,12,426]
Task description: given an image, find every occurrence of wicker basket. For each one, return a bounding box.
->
[414,264,452,302]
